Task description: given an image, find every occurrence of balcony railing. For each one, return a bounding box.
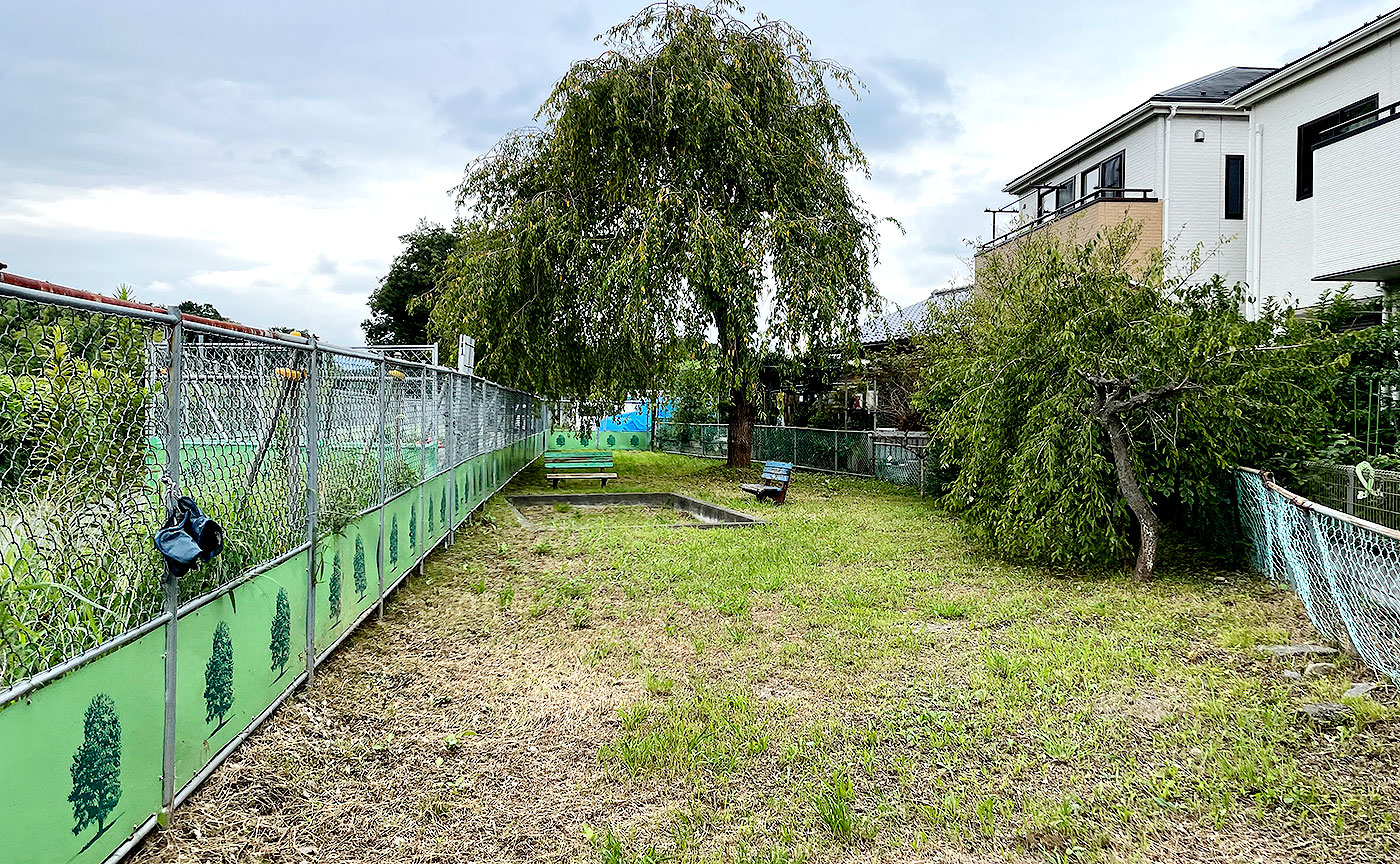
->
[1316,100,1400,149]
[977,187,1157,254]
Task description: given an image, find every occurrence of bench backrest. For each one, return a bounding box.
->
[760,461,794,485]
[546,451,614,470]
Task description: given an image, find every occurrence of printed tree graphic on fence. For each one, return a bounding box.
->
[630,434,640,448]
[270,587,290,681]
[353,534,367,601]
[607,433,616,447]
[440,488,447,528]
[390,514,399,565]
[204,621,235,732]
[328,548,343,622]
[427,494,435,536]
[69,693,121,848]
[409,504,417,550]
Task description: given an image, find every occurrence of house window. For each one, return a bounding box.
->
[1081,166,1099,198]
[1296,94,1378,200]
[1224,154,1244,220]
[1054,178,1075,210]
[1099,151,1125,196]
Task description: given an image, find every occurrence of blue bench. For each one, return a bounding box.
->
[740,460,793,505]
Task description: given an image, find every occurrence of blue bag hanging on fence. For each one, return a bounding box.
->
[154,496,224,578]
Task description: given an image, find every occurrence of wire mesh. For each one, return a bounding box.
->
[175,335,313,600]
[1299,461,1400,533]
[0,296,170,688]
[0,286,544,692]
[1236,469,1400,680]
[653,422,935,492]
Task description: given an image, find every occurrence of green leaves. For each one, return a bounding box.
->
[918,222,1341,571]
[430,2,883,411]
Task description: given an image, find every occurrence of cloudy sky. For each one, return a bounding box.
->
[0,0,1390,343]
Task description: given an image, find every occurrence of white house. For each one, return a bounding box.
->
[977,67,1274,283]
[1224,7,1400,316]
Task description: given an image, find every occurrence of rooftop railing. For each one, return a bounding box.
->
[1316,100,1400,149]
[977,187,1157,255]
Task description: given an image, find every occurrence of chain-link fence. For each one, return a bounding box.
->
[0,280,543,694]
[1237,468,1400,681]
[652,421,937,491]
[0,273,548,864]
[1296,461,1400,533]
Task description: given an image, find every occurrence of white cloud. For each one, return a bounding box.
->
[2,0,1393,335]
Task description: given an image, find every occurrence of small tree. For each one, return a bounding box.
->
[363,220,456,345]
[269,587,291,680]
[390,515,400,565]
[69,694,121,841]
[919,222,1342,579]
[353,535,368,601]
[328,549,343,621]
[204,621,235,730]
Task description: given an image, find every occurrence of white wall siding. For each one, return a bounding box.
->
[1012,118,1162,221]
[1248,38,1397,309]
[1313,117,1400,281]
[1164,115,1251,284]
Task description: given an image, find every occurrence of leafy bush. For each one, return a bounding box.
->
[917,222,1343,576]
[0,318,152,494]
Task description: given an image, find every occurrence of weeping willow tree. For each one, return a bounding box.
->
[431,1,886,466]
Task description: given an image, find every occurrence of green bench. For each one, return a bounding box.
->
[545,450,617,488]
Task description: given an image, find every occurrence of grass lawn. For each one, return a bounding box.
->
[132,452,1398,864]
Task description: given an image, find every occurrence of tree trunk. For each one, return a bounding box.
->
[727,385,754,468]
[1101,414,1160,581]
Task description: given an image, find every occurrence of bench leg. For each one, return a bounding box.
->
[601,478,608,487]
[552,478,559,489]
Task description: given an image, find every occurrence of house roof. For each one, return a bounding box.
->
[1225,7,1400,107]
[860,289,969,345]
[1153,66,1276,102]
[1001,66,1273,194]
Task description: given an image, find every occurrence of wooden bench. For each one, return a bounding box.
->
[740,460,793,504]
[545,450,617,488]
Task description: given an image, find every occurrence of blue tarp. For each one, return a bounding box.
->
[599,401,675,432]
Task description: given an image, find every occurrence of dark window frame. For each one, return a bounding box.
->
[1098,150,1126,198]
[1054,177,1075,210]
[1296,94,1379,200]
[1224,154,1244,220]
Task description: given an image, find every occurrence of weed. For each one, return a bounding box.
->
[645,671,675,696]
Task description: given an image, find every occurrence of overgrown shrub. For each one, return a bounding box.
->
[916,222,1344,576]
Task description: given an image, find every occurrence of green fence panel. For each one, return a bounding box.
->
[0,628,166,864]
[548,428,650,451]
[174,551,309,791]
[314,509,382,657]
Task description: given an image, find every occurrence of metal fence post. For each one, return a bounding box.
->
[159,306,183,823]
[418,368,428,575]
[374,359,388,621]
[447,372,456,545]
[303,337,321,682]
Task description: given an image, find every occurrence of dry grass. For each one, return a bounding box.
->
[131,453,1399,864]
